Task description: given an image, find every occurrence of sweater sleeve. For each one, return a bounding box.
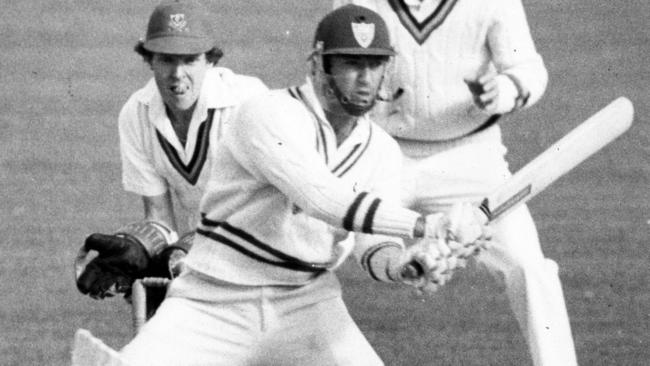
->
[352,133,406,280]
[488,0,548,108]
[225,93,420,238]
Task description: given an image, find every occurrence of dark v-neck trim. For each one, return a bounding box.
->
[156,108,215,185]
[388,0,459,45]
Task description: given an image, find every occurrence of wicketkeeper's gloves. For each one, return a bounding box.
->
[146,231,194,279]
[74,221,176,299]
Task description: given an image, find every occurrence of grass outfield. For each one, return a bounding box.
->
[1,1,648,365]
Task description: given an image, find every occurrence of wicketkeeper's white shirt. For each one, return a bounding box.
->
[118,67,267,228]
[184,79,421,286]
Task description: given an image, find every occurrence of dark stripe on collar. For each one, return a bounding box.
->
[332,143,361,173]
[287,87,321,152]
[335,124,373,177]
[290,86,330,164]
[287,87,299,100]
[388,0,459,45]
[156,109,215,185]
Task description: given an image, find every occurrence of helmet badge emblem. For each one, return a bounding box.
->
[351,22,375,48]
[168,13,188,32]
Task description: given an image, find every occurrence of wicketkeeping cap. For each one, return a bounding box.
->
[314,4,395,56]
[143,0,215,54]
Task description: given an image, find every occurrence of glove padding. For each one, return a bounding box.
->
[75,233,150,299]
[398,204,492,293]
[142,231,194,279]
[391,232,459,294]
[425,202,490,247]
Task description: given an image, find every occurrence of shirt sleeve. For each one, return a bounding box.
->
[118,98,168,197]
[225,93,420,238]
[489,0,548,108]
[352,134,405,269]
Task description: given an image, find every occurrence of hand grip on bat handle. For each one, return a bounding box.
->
[400,261,424,280]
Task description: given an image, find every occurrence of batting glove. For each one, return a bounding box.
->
[399,204,492,292]
[390,236,459,294]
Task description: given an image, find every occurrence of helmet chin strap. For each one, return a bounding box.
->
[324,73,377,117]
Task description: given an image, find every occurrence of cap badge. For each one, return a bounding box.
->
[351,22,375,48]
[168,13,188,32]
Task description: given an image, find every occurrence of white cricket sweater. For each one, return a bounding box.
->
[335,0,548,141]
[183,79,417,286]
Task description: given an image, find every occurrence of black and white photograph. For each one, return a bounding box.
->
[1,1,647,365]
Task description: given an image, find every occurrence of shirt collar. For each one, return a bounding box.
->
[136,67,237,130]
[298,77,372,150]
[136,67,237,151]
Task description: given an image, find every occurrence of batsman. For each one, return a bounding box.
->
[118,5,491,365]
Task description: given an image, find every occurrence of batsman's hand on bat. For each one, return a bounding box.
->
[465,72,519,115]
[389,225,458,294]
[400,203,493,292]
[75,233,151,300]
[441,202,492,257]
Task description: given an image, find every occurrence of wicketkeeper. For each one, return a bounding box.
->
[74,0,267,300]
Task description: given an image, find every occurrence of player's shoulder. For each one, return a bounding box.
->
[229,88,314,140]
[120,77,160,112]
[118,78,157,124]
[238,88,308,119]
[208,67,268,97]
[369,121,401,154]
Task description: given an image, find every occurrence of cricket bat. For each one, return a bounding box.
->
[479,96,633,222]
[403,96,634,278]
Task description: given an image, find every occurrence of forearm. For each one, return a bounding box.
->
[142,192,178,233]
[265,166,421,238]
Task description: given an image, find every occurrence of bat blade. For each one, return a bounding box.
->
[402,97,634,280]
[482,96,634,222]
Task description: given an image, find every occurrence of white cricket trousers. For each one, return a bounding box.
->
[120,269,383,366]
[398,126,578,366]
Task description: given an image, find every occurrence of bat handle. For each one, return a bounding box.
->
[478,198,492,223]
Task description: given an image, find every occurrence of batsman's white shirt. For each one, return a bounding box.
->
[334,0,548,142]
[183,78,419,286]
[119,67,267,228]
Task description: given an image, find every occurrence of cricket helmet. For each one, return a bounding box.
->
[310,5,395,116]
[313,4,395,56]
